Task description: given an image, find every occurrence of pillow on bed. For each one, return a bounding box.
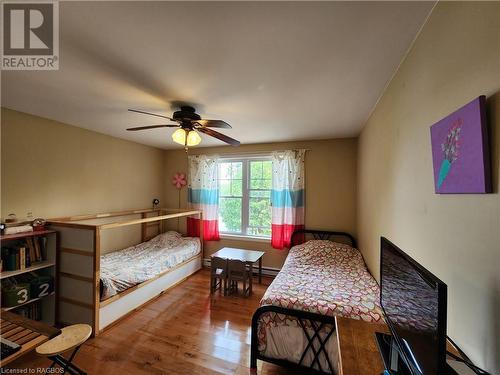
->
[292,239,354,253]
[147,231,184,247]
[289,239,363,267]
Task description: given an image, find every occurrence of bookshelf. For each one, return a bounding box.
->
[0,230,57,326]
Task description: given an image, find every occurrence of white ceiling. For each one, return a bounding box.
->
[1,1,434,150]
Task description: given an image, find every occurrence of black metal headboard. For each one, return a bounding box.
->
[290,229,357,248]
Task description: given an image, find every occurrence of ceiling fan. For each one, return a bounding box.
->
[126,106,240,149]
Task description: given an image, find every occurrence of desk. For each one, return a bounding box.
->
[0,311,61,367]
[210,247,265,284]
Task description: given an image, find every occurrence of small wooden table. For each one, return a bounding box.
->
[210,247,265,285]
[0,311,61,367]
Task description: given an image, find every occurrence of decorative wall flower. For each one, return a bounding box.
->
[438,118,462,188]
[172,173,187,189]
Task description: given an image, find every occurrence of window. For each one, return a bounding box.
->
[218,157,272,238]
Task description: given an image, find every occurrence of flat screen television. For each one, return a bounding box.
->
[379,237,448,375]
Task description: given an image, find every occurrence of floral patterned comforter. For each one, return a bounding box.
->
[258,240,383,353]
[100,231,200,300]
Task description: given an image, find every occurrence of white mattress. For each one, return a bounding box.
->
[100,231,201,300]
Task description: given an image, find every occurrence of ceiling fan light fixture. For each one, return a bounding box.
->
[186,130,201,146]
[172,128,187,145]
[171,128,202,147]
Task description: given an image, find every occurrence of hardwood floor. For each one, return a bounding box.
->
[8,269,301,375]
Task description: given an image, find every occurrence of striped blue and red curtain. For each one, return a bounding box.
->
[187,155,220,241]
[271,150,306,249]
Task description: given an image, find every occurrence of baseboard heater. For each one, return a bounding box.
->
[203,258,280,277]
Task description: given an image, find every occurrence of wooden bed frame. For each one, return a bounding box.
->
[250,229,357,375]
[48,208,203,336]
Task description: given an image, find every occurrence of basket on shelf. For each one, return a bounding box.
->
[14,272,55,299]
[2,280,31,308]
[29,274,54,298]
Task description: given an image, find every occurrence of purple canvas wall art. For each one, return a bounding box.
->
[430,96,491,194]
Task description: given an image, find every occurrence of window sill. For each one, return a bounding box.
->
[219,233,271,243]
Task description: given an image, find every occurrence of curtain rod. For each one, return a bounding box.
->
[187,149,311,157]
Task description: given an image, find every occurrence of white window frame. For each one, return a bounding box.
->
[217,154,272,239]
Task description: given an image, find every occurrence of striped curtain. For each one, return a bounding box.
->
[271,150,306,249]
[187,155,220,241]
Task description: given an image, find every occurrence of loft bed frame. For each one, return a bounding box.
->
[48,208,203,335]
[250,229,357,375]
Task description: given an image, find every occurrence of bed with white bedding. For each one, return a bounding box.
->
[100,231,201,301]
[250,230,382,374]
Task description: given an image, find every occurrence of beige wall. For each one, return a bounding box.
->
[357,2,500,373]
[165,138,358,269]
[1,109,358,268]
[1,108,165,219]
[0,109,357,266]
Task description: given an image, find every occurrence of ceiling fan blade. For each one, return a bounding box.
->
[126,125,178,131]
[197,127,240,146]
[194,119,232,128]
[128,108,175,121]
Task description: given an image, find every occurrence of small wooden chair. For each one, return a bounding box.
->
[227,259,252,297]
[36,324,92,375]
[210,256,228,295]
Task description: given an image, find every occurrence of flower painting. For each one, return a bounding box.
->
[430,96,491,194]
[437,118,462,189]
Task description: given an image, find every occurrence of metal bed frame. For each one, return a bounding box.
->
[250,229,357,375]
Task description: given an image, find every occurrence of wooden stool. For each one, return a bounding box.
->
[36,324,92,375]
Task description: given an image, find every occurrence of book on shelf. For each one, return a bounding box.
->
[40,237,47,260]
[1,237,47,272]
[34,238,41,261]
[3,225,33,235]
[26,237,35,262]
[13,300,42,321]
[27,237,36,264]
[25,249,31,268]
[1,220,32,228]
[19,247,26,270]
